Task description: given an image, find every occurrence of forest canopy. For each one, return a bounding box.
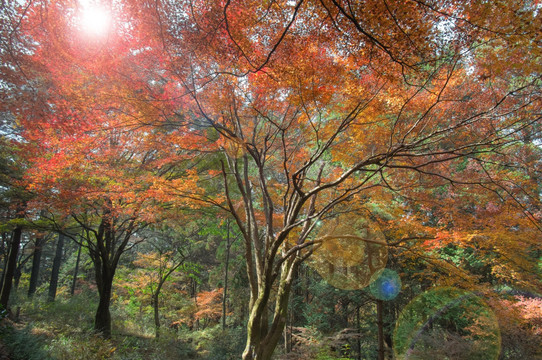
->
[0,0,541,359]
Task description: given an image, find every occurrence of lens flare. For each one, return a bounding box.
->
[308,217,387,290]
[394,287,501,360]
[369,268,401,301]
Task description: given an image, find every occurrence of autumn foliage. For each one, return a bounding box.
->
[0,0,541,359]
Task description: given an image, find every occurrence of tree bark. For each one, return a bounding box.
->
[242,260,298,360]
[27,236,45,298]
[0,257,6,294]
[94,257,114,338]
[0,226,22,309]
[48,233,65,302]
[222,220,231,330]
[153,255,185,338]
[377,299,385,360]
[70,241,82,296]
[356,305,361,360]
[153,277,167,338]
[0,234,8,292]
[153,290,161,338]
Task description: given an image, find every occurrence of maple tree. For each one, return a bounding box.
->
[20,91,201,335]
[193,288,225,327]
[144,1,541,358]
[125,226,196,338]
[5,0,206,338]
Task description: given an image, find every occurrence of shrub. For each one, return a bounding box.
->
[182,325,246,360]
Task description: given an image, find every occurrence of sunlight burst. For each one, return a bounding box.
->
[79,4,112,38]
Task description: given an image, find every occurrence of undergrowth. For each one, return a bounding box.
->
[0,323,53,360]
[1,291,355,359]
[0,292,246,359]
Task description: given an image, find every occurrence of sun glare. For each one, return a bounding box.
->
[79,4,112,38]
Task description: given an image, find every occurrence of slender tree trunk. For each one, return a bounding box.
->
[192,277,199,330]
[0,226,22,309]
[222,220,231,330]
[0,235,7,292]
[14,253,33,291]
[356,305,361,360]
[384,300,395,358]
[283,318,288,354]
[27,236,45,298]
[153,290,160,338]
[85,207,138,338]
[48,233,65,302]
[0,257,6,293]
[153,279,167,338]
[70,242,82,296]
[377,300,385,360]
[153,255,185,338]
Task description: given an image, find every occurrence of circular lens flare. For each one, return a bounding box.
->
[308,217,387,290]
[394,287,501,360]
[369,268,401,300]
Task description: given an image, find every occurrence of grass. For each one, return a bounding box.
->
[0,322,53,360]
[0,291,245,359]
[2,291,352,359]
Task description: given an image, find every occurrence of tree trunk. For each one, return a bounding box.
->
[0,235,7,292]
[153,291,160,338]
[14,251,33,291]
[48,233,65,302]
[27,236,45,298]
[153,254,185,338]
[0,226,22,309]
[95,280,113,338]
[243,294,271,360]
[152,278,168,338]
[356,305,361,360]
[377,299,385,360]
[70,242,82,295]
[94,260,114,338]
[13,266,21,290]
[222,221,231,330]
[0,257,6,294]
[242,260,298,360]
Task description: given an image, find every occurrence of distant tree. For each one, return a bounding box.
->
[47,233,65,302]
[27,234,47,298]
[0,221,23,309]
[130,227,194,338]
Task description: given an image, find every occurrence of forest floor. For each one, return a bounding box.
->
[0,291,354,360]
[0,292,248,360]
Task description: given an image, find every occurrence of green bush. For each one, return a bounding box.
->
[208,326,246,360]
[183,325,245,360]
[47,332,116,360]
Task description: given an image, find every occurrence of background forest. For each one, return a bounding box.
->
[1,0,541,359]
